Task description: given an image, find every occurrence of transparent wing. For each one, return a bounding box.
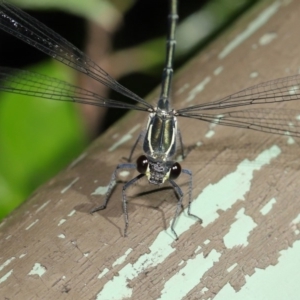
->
[178,108,300,137]
[0,1,153,110]
[177,74,300,112]
[0,67,150,111]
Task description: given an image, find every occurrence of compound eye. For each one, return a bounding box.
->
[169,162,181,180]
[136,155,148,174]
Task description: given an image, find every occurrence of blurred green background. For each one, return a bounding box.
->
[0,0,258,220]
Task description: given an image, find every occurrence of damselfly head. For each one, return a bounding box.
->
[136,155,181,185]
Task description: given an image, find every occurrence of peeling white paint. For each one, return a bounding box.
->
[84,252,90,257]
[28,263,46,277]
[67,210,76,217]
[91,185,110,196]
[0,220,6,228]
[108,124,141,152]
[96,145,280,299]
[213,66,224,76]
[186,76,211,102]
[0,269,13,284]
[283,130,295,144]
[58,234,66,239]
[224,208,257,248]
[19,253,26,259]
[0,257,15,272]
[96,233,175,299]
[260,198,276,215]
[68,152,87,169]
[158,250,221,299]
[178,260,185,266]
[5,235,11,240]
[176,83,190,95]
[25,219,39,230]
[287,137,295,144]
[61,177,79,194]
[259,32,277,45]
[58,219,66,226]
[35,200,51,213]
[289,85,299,95]
[203,239,210,245]
[250,71,259,78]
[112,248,133,267]
[205,115,223,138]
[195,146,280,229]
[291,213,300,225]
[195,246,202,253]
[98,267,109,279]
[215,240,300,300]
[205,130,215,138]
[218,1,281,59]
[284,131,291,136]
[227,263,238,272]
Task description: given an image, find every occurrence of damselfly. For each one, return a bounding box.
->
[1,0,300,239]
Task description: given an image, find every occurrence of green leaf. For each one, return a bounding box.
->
[0,60,87,219]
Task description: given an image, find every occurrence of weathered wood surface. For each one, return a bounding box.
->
[1,0,300,299]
